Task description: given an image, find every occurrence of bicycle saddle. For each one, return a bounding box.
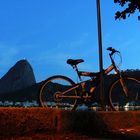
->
[67,59,84,65]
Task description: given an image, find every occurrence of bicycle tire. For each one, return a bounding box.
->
[109,77,140,111]
[39,75,78,110]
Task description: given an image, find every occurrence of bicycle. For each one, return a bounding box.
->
[39,47,140,111]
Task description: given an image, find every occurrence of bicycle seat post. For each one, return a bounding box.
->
[73,65,82,81]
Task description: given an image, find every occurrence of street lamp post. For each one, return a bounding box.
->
[96,0,104,107]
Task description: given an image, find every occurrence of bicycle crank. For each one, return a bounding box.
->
[82,92,92,103]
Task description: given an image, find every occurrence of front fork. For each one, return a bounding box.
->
[119,75,129,97]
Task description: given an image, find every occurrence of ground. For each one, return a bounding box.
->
[0,108,139,140]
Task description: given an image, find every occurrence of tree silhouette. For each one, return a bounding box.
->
[114,0,140,20]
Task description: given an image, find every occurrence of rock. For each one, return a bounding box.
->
[0,59,36,94]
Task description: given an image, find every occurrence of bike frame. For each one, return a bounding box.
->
[57,49,129,100]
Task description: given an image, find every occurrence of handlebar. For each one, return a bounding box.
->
[106,47,122,69]
[107,47,120,56]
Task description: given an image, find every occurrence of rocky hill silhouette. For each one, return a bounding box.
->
[0,59,37,101]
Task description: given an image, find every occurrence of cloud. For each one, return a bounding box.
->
[0,32,98,81]
[31,32,99,76]
[0,44,20,77]
[0,45,19,67]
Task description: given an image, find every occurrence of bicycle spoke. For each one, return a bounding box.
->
[109,77,140,111]
[39,75,78,110]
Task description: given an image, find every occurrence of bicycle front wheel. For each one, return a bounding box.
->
[39,75,78,110]
[109,77,140,111]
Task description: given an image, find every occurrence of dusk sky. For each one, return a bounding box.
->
[0,0,140,82]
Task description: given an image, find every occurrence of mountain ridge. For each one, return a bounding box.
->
[0,59,36,95]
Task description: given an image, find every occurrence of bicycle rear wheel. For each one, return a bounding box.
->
[109,77,140,111]
[39,75,78,110]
